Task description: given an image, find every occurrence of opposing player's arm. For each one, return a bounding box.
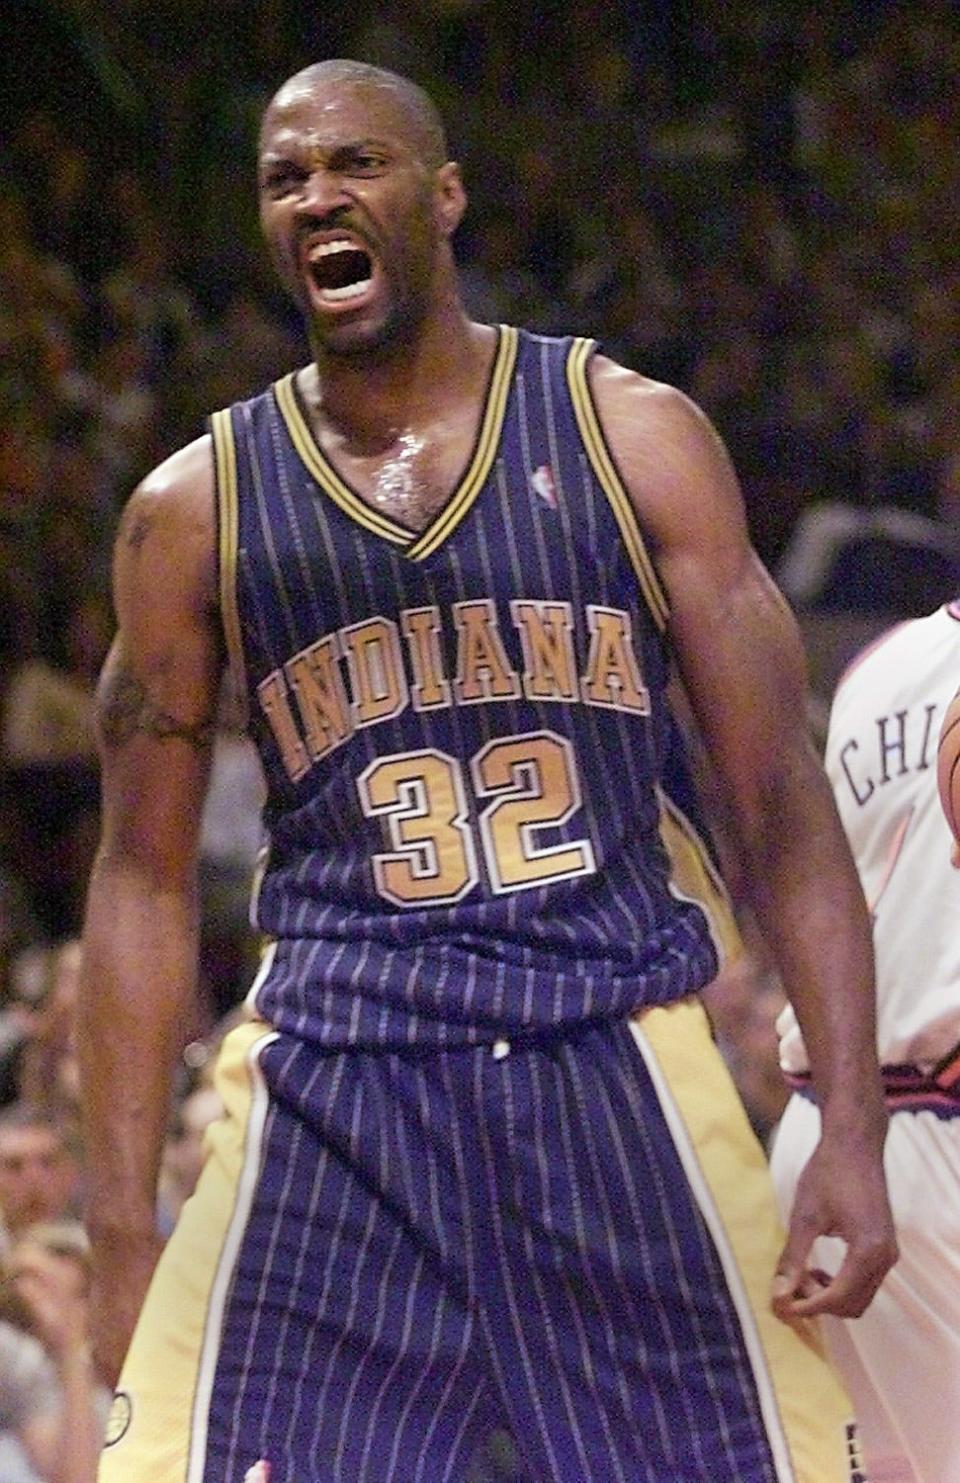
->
[77,435,223,1382]
[590,360,896,1319]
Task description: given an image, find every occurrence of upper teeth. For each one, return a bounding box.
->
[309,239,359,260]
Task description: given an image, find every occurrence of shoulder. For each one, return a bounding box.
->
[587,354,697,424]
[113,434,217,613]
[584,354,748,549]
[838,606,955,697]
[585,354,706,435]
[833,620,914,700]
[118,434,215,546]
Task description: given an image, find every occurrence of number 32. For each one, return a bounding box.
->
[357,730,597,907]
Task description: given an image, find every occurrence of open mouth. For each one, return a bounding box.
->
[305,238,375,304]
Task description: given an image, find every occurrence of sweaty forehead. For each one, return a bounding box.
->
[260,80,425,161]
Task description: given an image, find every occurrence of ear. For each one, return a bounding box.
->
[434,162,467,238]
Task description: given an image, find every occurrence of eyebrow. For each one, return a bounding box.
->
[260,137,395,163]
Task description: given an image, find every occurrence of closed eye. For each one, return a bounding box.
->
[334,147,390,177]
[260,164,306,196]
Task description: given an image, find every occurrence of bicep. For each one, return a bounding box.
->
[595,371,814,805]
[95,454,223,881]
[94,640,217,880]
[662,538,812,802]
[654,442,832,898]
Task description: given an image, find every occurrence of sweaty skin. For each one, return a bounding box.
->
[79,444,220,1384]
[77,65,895,1387]
[589,361,895,1320]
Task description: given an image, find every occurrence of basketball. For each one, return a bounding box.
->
[937,688,960,845]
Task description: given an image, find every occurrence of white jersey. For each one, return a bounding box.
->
[779,601,960,1073]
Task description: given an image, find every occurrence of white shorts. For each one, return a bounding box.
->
[770,1093,960,1483]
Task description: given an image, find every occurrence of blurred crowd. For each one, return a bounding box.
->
[1,2,958,1472]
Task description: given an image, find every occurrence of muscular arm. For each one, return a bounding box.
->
[591,361,896,1318]
[77,435,223,1382]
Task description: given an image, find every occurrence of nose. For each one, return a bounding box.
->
[294,168,349,224]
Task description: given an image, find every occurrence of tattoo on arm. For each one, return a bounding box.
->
[120,505,154,553]
[98,663,216,751]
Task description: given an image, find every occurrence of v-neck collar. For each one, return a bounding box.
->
[272,325,519,561]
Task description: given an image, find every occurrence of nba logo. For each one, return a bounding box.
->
[531,464,558,508]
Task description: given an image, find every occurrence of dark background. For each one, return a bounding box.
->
[1,0,958,978]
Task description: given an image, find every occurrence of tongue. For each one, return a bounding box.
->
[312,249,371,290]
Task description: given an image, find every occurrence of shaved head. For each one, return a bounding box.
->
[263,60,450,170]
[256,56,468,358]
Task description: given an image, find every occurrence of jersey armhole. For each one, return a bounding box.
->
[565,338,670,633]
[209,408,249,716]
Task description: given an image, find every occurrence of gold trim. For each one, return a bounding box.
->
[657,785,741,965]
[634,1001,855,1482]
[407,325,519,561]
[273,375,411,545]
[100,1020,276,1482]
[210,409,248,704]
[272,326,519,560]
[566,339,670,632]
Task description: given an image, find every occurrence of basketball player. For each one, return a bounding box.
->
[77,60,895,1482]
[771,602,960,1483]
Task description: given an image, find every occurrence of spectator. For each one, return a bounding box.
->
[2,591,110,937]
[0,1316,63,1482]
[17,941,84,1123]
[155,1083,225,1239]
[0,1109,80,1255]
[0,1220,106,1483]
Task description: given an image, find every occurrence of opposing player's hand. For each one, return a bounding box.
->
[88,1227,164,1387]
[770,1125,897,1322]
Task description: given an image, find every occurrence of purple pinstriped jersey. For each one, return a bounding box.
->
[212,328,731,1045]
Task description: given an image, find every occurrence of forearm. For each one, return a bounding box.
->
[740,750,883,1130]
[78,852,200,1239]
